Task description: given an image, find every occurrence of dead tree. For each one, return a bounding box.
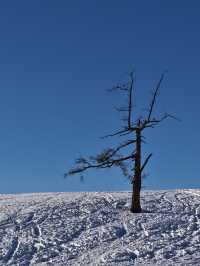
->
[65,71,178,213]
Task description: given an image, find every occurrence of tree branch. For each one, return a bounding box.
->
[65,154,135,177]
[141,112,180,130]
[141,153,152,172]
[147,72,165,122]
[101,126,137,139]
[106,139,136,159]
[128,72,134,128]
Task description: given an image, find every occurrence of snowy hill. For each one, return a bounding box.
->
[0,190,200,266]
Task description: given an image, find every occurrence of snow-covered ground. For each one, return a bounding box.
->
[0,189,200,265]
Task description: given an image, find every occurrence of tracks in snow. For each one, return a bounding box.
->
[3,237,19,264]
[0,197,53,265]
[0,191,200,266]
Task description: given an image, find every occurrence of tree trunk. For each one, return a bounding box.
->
[130,126,142,213]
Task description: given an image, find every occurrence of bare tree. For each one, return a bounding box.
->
[65,71,178,213]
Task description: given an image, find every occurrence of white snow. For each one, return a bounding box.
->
[0,189,200,265]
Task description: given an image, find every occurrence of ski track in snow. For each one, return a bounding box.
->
[0,190,199,265]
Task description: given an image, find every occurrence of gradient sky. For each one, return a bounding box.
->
[0,1,199,194]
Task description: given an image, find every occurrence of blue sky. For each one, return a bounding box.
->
[0,1,199,193]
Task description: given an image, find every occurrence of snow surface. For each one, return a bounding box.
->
[0,189,200,265]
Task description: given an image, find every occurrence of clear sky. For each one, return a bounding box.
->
[0,1,199,193]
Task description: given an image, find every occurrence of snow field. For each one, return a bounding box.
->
[0,190,200,265]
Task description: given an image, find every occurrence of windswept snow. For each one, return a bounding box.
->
[0,190,200,265]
